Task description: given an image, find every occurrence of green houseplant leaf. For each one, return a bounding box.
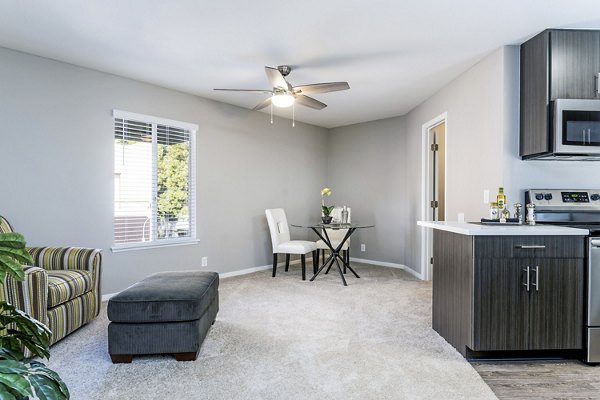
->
[0,233,33,283]
[0,229,70,399]
[322,205,335,217]
[0,233,27,250]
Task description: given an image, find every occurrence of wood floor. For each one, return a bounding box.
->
[472,360,600,399]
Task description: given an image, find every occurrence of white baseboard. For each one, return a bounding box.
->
[101,258,314,300]
[350,257,424,280]
[102,293,118,301]
[219,264,271,279]
[100,257,422,301]
[220,258,312,278]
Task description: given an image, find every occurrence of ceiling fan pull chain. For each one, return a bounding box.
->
[292,102,295,127]
[270,101,273,124]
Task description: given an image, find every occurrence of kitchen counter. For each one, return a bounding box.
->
[417,221,589,236]
[426,224,587,358]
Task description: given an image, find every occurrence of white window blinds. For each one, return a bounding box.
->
[113,110,197,249]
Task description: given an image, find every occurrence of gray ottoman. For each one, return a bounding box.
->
[107,271,219,363]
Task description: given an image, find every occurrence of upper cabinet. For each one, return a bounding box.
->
[520,29,600,159]
[550,30,600,100]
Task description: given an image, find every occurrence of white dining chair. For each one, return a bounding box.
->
[265,208,318,280]
[316,207,351,273]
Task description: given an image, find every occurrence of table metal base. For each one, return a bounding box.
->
[309,227,359,286]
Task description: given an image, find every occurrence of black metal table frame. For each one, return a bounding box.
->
[310,226,360,286]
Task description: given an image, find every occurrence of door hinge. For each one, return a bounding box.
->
[430,257,434,265]
[431,143,439,151]
[430,200,439,208]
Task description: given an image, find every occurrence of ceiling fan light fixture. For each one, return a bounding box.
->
[272,92,295,108]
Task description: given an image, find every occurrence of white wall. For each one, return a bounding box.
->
[327,116,408,265]
[0,47,329,293]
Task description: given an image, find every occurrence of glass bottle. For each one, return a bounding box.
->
[496,187,506,210]
[489,202,499,220]
[341,206,349,224]
[501,207,511,221]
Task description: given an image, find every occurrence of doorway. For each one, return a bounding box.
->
[421,113,447,281]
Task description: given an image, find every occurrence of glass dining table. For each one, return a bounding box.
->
[291,222,375,286]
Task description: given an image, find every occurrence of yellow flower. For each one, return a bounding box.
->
[321,187,332,197]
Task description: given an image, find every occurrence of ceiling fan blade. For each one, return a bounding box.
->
[265,67,291,91]
[293,82,350,95]
[253,97,273,111]
[214,88,273,93]
[295,94,327,110]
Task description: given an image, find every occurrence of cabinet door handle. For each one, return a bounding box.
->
[596,72,600,95]
[522,266,530,291]
[584,129,587,145]
[515,245,546,249]
[531,266,539,291]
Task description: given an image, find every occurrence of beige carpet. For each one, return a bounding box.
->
[45,263,497,399]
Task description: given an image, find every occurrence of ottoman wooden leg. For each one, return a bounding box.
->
[111,355,133,364]
[174,352,198,362]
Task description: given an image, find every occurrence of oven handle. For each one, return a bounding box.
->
[591,238,600,248]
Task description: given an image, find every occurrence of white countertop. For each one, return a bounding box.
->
[417,221,589,236]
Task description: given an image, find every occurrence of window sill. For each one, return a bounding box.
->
[111,239,200,253]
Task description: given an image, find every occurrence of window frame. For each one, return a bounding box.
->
[111,109,199,253]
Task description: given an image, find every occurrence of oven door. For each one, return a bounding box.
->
[554,99,600,154]
[589,237,600,326]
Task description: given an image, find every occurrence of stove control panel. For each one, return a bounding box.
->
[526,189,600,211]
[561,191,590,203]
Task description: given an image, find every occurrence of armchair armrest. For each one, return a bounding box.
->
[2,266,48,325]
[2,266,49,358]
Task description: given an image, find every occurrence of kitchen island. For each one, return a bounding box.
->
[418,221,588,358]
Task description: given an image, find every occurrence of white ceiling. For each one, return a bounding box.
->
[1,1,600,128]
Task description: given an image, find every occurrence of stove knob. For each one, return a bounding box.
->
[535,193,544,201]
[591,194,600,201]
[544,193,553,200]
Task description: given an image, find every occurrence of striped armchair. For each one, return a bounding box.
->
[0,216,101,356]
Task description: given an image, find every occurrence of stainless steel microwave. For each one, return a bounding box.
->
[553,99,600,156]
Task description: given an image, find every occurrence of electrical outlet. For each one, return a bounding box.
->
[201,257,208,267]
[483,189,490,204]
[361,244,366,252]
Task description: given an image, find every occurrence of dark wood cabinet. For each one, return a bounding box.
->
[432,231,585,356]
[528,258,584,350]
[473,258,529,351]
[473,255,583,352]
[520,29,600,158]
[550,30,600,100]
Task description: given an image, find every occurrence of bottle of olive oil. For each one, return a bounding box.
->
[496,187,506,210]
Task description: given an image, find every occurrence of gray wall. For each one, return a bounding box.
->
[501,46,600,196]
[327,116,408,265]
[403,47,508,274]
[5,43,600,290]
[0,47,329,294]
[328,45,600,278]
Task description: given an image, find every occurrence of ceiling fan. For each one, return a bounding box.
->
[214,65,350,111]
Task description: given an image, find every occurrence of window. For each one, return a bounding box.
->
[112,110,198,250]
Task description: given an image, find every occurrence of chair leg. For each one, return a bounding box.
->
[315,249,320,268]
[301,254,306,280]
[272,253,278,277]
[313,250,318,275]
[285,254,290,272]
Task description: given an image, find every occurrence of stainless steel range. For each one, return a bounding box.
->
[526,189,600,363]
